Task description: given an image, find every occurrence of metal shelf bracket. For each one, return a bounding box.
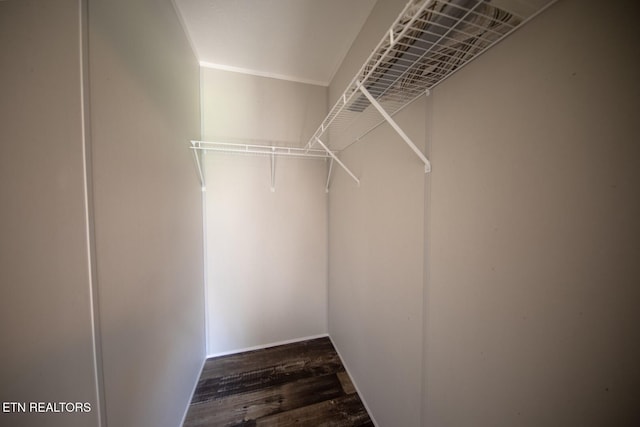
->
[325,158,334,193]
[356,82,431,173]
[270,148,276,192]
[190,141,206,189]
[314,137,360,186]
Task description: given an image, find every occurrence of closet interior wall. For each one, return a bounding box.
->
[425,0,640,425]
[1,2,99,426]
[327,1,427,426]
[201,67,330,356]
[1,1,205,427]
[326,0,640,426]
[88,0,204,426]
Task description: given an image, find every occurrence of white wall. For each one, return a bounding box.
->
[201,68,329,355]
[204,154,329,355]
[424,0,640,425]
[1,0,204,425]
[327,0,640,426]
[87,0,204,426]
[327,1,425,426]
[202,67,326,145]
[0,1,99,426]
[328,102,426,427]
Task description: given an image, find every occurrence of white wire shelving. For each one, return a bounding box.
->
[190,0,557,189]
[191,140,331,158]
[190,140,339,192]
[305,0,558,182]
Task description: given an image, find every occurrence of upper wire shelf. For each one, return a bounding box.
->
[189,0,557,189]
[305,0,557,163]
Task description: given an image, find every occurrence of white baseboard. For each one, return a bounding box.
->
[206,333,330,359]
[178,355,207,427]
[328,335,380,427]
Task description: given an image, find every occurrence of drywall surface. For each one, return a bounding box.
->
[201,67,327,145]
[328,100,426,427]
[0,1,99,426]
[327,1,425,426]
[424,0,640,426]
[201,69,329,355]
[203,154,329,355]
[88,0,204,426]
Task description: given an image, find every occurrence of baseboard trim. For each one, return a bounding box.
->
[328,335,380,427]
[206,333,330,359]
[179,355,207,426]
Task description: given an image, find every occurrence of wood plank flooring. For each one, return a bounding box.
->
[183,337,373,427]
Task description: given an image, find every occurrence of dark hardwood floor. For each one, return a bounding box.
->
[183,337,373,426]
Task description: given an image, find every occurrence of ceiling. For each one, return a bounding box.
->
[173,0,377,86]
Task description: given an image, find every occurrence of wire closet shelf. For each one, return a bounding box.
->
[190,0,557,189]
[191,140,332,159]
[189,140,336,192]
[304,0,557,179]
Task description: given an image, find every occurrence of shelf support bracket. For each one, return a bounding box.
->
[270,148,276,192]
[356,82,431,173]
[190,141,206,190]
[315,137,360,186]
[325,158,334,193]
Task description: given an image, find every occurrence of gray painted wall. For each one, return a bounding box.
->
[328,101,426,427]
[88,0,204,425]
[327,1,425,426]
[201,67,326,145]
[328,0,640,426]
[203,153,329,355]
[1,0,204,426]
[201,68,329,356]
[0,1,99,426]
[425,0,640,425]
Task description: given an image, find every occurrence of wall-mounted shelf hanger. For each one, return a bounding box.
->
[305,0,557,179]
[190,140,337,192]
